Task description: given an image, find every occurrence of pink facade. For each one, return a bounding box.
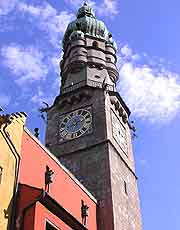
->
[16,129,97,230]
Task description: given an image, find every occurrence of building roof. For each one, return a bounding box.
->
[0,112,27,128]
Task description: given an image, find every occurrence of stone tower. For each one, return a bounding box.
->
[46,2,142,230]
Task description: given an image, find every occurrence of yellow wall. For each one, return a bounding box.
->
[0,113,26,230]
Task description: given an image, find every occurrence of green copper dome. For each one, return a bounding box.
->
[69,30,85,41]
[62,2,117,50]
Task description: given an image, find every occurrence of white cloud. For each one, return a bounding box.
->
[65,0,96,8]
[118,62,180,123]
[1,45,48,85]
[97,0,118,16]
[0,0,17,15]
[118,44,141,66]
[65,0,118,17]
[121,45,133,57]
[31,87,51,105]
[18,2,74,47]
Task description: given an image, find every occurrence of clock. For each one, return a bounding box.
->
[59,108,92,141]
[111,110,128,154]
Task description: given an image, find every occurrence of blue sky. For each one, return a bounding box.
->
[0,0,180,229]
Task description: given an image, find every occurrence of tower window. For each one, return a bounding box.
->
[106,57,111,62]
[0,167,3,184]
[92,41,98,48]
[124,181,128,195]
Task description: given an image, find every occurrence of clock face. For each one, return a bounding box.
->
[59,108,92,140]
[111,110,128,154]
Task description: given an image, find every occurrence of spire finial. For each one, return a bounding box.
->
[83,0,88,6]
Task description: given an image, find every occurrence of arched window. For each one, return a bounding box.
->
[106,57,111,62]
[92,41,98,48]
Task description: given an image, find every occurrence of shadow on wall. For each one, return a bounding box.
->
[3,195,14,230]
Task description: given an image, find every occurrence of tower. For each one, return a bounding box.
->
[46,3,142,230]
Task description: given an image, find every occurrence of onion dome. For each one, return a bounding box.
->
[62,2,117,50]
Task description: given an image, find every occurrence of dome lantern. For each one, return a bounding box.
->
[77,1,95,18]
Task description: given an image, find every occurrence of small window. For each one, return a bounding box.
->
[106,57,111,62]
[46,221,59,230]
[0,167,3,184]
[92,41,98,48]
[124,181,128,195]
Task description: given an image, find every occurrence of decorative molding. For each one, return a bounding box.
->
[0,112,27,128]
[61,81,86,95]
[58,88,92,108]
[110,96,128,123]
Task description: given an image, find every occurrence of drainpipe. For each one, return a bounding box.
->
[0,118,21,230]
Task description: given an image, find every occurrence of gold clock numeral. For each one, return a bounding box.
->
[85,117,91,122]
[85,113,90,117]
[64,117,69,123]
[67,113,73,119]
[83,123,88,129]
[77,130,82,136]
[72,133,79,139]
[82,111,87,116]
[60,122,66,128]
[60,128,65,133]
[65,133,73,139]
[78,110,82,115]
[61,130,68,137]
[81,126,87,132]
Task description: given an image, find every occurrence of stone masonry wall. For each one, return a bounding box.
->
[59,142,114,230]
[109,143,142,230]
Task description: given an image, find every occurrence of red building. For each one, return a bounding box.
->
[15,128,97,230]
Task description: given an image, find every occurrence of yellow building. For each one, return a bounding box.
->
[0,112,27,230]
